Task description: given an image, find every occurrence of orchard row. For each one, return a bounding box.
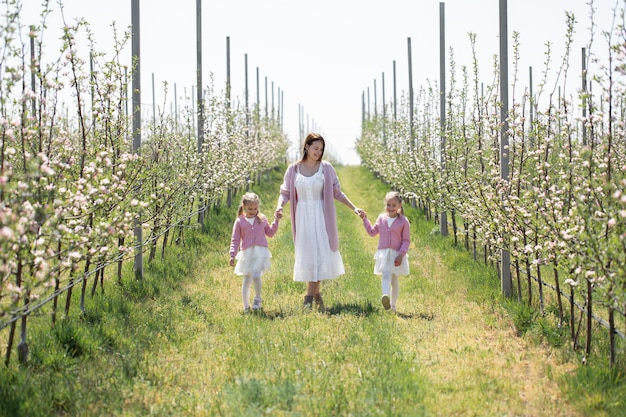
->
[357,18,626,367]
[0,6,288,364]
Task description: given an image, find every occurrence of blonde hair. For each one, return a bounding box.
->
[385,191,404,215]
[237,192,264,223]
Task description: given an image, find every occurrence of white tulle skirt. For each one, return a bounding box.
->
[234,246,272,276]
[373,248,409,276]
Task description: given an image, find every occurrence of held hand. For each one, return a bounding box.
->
[353,207,363,216]
[229,257,235,267]
[275,207,283,219]
[358,209,367,219]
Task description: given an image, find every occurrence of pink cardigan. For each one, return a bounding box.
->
[362,213,411,256]
[229,215,279,258]
[277,160,349,252]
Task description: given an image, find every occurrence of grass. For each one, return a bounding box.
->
[0,165,624,416]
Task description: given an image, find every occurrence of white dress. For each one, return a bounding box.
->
[293,165,345,282]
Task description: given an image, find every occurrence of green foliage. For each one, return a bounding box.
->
[506,301,539,336]
[53,320,92,358]
[565,362,626,417]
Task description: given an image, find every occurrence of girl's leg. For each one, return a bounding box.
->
[252,272,262,310]
[381,272,391,296]
[390,274,399,310]
[381,272,392,310]
[242,274,252,310]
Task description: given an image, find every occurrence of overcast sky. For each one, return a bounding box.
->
[20,0,619,165]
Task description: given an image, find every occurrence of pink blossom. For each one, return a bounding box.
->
[0,226,14,240]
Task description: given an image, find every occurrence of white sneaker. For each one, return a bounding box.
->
[381,295,391,310]
[252,296,262,311]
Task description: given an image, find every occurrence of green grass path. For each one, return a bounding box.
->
[1,165,586,417]
[135,165,580,416]
[332,166,580,417]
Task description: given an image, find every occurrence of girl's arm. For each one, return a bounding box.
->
[398,217,411,255]
[264,215,280,237]
[362,213,380,237]
[393,218,411,266]
[229,219,241,260]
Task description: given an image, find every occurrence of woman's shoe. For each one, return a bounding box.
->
[314,293,325,313]
[303,295,314,309]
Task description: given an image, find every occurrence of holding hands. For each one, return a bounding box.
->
[275,206,356,219]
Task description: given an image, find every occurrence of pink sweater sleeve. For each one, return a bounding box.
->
[229,218,241,258]
[398,216,411,255]
[264,216,279,237]
[362,215,381,237]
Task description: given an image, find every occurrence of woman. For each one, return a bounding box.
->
[275,133,362,311]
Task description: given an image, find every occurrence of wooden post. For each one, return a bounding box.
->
[393,60,397,122]
[382,72,386,145]
[439,2,448,237]
[499,0,511,296]
[582,47,587,146]
[407,37,414,149]
[131,0,143,279]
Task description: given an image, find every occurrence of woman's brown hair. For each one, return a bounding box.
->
[300,132,325,162]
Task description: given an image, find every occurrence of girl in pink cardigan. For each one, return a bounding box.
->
[230,192,280,312]
[359,191,410,312]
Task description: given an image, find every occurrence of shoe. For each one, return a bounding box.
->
[381,295,391,310]
[314,293,325,313]
[303,295,314,309]
[252,296,262,311]
[244,306,251,313]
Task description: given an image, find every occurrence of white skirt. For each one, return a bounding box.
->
[293,199,345,282]
[234,246,272,276]
[373,248,409,276]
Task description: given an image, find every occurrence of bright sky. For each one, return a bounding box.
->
[20,0,618,165]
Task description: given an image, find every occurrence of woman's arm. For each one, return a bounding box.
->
[275,164,294,217]
[327,162,361,214]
